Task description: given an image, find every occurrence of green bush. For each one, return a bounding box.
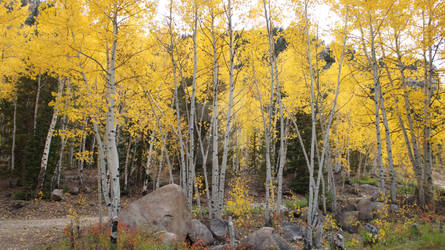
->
[13,190,33,200]
[397,180,417,196]
[369,223,445,250]
[284,198,308,210]
[351,176,378,186]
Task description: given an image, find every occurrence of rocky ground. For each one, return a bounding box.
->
[0,168,136,249]
[0,167,444,249]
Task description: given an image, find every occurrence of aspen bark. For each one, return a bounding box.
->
[277,118,289,214]
[210,7,220,219]
[304,4,348,246]
[168,0,187,198]
[262,0,277,226]
[53,116,68,189]
[10,95,17,170]
[217,0,235,218]
[36,78,64,195]
[422,16,434,205]
[378,90,396,202]
[82,70,112,216]
[393,34,425,205]
[358,17,385,194]
[69,143,74,170]
[78,122,87,189]
[33,73,41,133]
[107,17,121,245]
[196,109,211,213]
[377,37,398,203]
[186,0,198,208]
[147,93,174,184]
[142,135,155,194]
[124,137,132,192]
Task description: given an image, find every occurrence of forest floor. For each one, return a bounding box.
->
[0,216,100,249]
[0,167,444,249]
[0,168,136,249]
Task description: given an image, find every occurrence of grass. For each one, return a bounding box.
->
[345,220,445,250]
[192,205,209,218]
[351,176,378,186]
[370,223,445,250]
[284,198,308,210]
[397,180,417,195]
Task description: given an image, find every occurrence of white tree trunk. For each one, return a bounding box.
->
[168,0,187,197]
[53,116,68,189]
[186,1,198,209]
[78,121,87,189]
[304,4,348,246]
[142,135,155,194]
[393,35,425,205]
[262,0,277,226]
[378,80,396,202]
[124,137,132,192]
[217,0,235,218]
[33,73,41,133]
[10,95,17,170]
[35,78,64,194]
[107,19,121,245]
[358,18,385,194]
[422,31,434,205]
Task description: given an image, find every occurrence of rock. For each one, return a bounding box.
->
[364,223,378,236]
[357,199,373,221]
[69,186,80,195]
[370,202,385,219]
[329,230,345,250]
[210,218,228,241]
[8,178,19,187]
[341,203,357,212]
[82,186,91,193]
[245,227,291,250]
[357,199,386,221]
[51,189,64,201]
[435,197,445,215]
[403,196,416,206]
[119,184,191,238]
[361,184,379,190]
[279,205,289,214]
[188,219,214,246]
[10,200,26,209]
[390,204,400,213]
[158,231,177,246]
[210,244,230,250]
[280,221,304,241]
[371,191,384,201]
[337,211,359,233]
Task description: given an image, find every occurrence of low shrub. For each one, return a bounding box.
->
[39,223,188,250]
[351,176,378,186]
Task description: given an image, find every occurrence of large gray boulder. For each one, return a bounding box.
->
[119,184,191,238]
[188,219,214,246]
[210,218,228,241]
[280,221,304,242]
[328,230,345,250]
[357,199,386,221]
[158,231,177,246]
[68,186,80,195]
[50,189,64,201]
[357,199,373,221]
[244,227,291,250]
[337,211,359,233]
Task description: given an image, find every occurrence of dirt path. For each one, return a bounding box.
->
[0,216,101,249]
